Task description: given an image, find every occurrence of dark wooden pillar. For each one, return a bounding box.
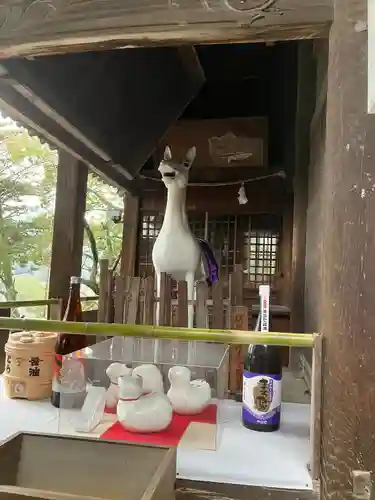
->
[120,195,140,277]
[48,152,88,304]
[290,41,316,334]
[0,307,10,370]
[279,197,293,307]
[320,1,375,497]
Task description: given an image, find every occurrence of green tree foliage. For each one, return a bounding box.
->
[83,175,124,292]
[0,125,56,302]
[0,117,123,312]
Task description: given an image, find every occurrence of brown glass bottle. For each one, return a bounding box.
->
[51,276,88,408]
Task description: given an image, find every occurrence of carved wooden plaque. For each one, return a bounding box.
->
[158,117,268,168]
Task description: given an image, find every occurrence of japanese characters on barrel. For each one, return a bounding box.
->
[2,275,88,404]
[3,331,57,400]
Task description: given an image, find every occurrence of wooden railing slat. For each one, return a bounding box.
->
[212,281,224,329]
[196,282,208,329]
[176,281,188,328]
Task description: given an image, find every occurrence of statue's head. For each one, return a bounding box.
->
[158,145,196,189]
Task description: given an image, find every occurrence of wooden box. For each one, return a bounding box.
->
[0,433,176,500]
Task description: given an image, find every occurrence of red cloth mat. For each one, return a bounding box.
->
[100,403,217,446]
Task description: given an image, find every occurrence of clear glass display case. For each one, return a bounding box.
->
[57,337,229,451]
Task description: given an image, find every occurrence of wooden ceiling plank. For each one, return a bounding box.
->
[3,46,204,182]
[0,0,333,58]
[102,45,205,178]
[0,80,136,192]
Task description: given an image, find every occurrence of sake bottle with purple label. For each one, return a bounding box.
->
[242,285,282,432]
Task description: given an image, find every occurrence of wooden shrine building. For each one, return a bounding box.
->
[0,1,373,499]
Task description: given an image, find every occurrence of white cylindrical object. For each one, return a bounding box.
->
[259,285,270,333]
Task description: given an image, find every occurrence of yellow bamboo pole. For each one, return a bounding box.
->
[0,297,98,308]
[0,316,315,347]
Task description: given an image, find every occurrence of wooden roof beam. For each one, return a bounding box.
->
[0,46,204,187]
[0,76,136,191]
[0,0,333,58]
[100,45,205,180]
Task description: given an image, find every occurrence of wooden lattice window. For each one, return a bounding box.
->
[138,211,280,284]
[189,214,206,240]
[207,215,235,281]
[138,213,164,278]
[245,229,279,284]
[138,212,206,278]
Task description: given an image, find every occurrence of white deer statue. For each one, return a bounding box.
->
[152,146,219,336]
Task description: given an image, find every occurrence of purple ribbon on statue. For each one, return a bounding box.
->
[197,238,219,286]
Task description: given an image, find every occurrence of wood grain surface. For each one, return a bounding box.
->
[176,479,317,500]
[0,0,332,57]
[307,1,375,499]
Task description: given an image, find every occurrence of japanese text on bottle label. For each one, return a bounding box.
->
[242,371,281,426]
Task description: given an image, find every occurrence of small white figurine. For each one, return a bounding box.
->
[167,366,212,415]
[105,363,132,411]
[132,364,164,394]
[117,375,173,433]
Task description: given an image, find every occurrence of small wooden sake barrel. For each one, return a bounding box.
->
[3,331,57,400]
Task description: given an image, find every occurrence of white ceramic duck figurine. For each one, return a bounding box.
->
[132,364,164,394]
[167,366,212,415]
[117,375,173,433]
[105,363,132,411]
